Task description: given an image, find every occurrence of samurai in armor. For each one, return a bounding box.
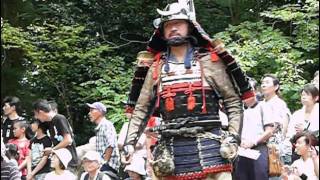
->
[123,2,256,180]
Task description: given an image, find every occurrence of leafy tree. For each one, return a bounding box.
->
[2,22,133,144]
[214,0,319,111]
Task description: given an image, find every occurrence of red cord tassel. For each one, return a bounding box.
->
[165,97,175,111]
[187,95,196,111]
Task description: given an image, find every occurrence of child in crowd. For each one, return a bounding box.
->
[8,120,30,180]
[1,133,21,180]
[44,148,76,180]
[80,151,111,180]
[27,119,52,180]
[5,143,20,167]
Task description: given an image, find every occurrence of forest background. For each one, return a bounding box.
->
[1,0,319,145]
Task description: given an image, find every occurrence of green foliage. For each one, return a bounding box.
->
[1,0,319,145]
[214,0,318,111]
[2,22,133,144]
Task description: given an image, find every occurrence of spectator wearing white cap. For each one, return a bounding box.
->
[44,148,76,180]
[87,102,120,179]
[80,151,111,180]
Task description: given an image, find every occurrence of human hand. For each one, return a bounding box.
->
[309,146,318,160]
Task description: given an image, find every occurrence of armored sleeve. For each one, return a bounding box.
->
[211,40,255,101]
[124,62,159,146]
[200,54,243,135]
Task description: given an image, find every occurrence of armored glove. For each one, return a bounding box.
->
[220,131,240,161]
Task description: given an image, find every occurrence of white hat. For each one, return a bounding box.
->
[82,151,102,164]
[53,148,72,168]
[154,2,190,28]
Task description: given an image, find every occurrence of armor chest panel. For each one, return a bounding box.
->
[158,60,220,121]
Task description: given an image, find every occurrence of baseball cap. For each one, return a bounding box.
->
[82,151,102,164]
[52,148,72,168]
[86,102,107,114]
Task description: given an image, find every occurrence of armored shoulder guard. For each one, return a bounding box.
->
[136,51,155,67]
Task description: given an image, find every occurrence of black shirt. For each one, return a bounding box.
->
[1,116,25,143]
[29,136,52,175]
[48,114,79,168]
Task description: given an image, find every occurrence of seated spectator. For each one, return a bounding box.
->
[281,132,319,180]
[1,134,21,180]
[80,151,111,180]
[44,148,76,180]
[26,119,52,180]
[8,120,30,180]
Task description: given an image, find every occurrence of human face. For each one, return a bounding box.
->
[30,122,39,133]
[301,90,318,106]
[13,123,24,138]
[261,77,278,97]
[82,159,99,173]
[294,136,309,156]
[163,20,189,40]
[50,154,61,169]
[2,103,15,116]
[33,110,49,122]
[88,108,103,124]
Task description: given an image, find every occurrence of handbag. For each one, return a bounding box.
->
[268,144,283,177]
[259,104,283,177]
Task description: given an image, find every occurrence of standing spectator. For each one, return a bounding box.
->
[8,121,30,180]
[287,84,319,138]
[261,74,292,165]
[44,148,77,180]
[118,122,147,180]
[287,84,319,162]
[32,99,79,173]
[26,119,52,180]
[80,151,111,180]
[235,79,276,180]
[1,134,21,180]
[87,102,120,179]
[2,96,26,143]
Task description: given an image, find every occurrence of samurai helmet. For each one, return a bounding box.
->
[148,2,213,52]
[153,2,191,29]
